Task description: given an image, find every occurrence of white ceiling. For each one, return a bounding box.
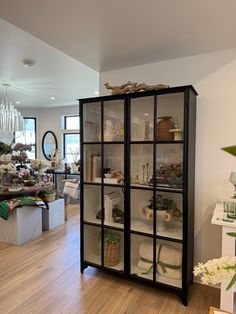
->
[0,0,235,107]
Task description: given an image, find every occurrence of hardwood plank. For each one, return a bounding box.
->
[0,212,219,314]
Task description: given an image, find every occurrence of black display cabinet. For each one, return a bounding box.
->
[79,85,197,305]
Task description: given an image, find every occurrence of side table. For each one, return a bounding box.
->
[211,203,236,313]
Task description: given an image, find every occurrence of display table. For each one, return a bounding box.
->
[0,205,42,245]
[211,203,236,313]
[42,199,65,230]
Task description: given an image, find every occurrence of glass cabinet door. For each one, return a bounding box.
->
[131,96,154,142]
[156,143,183,190]
[83,144,101,183]
[156,92,184,142]
[130,144,153,187]
[84,184,102,224]
[84,225,101,265]
[83,102,101,142]
[103,100,124,142]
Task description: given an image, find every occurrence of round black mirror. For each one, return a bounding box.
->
[42,131,58,160]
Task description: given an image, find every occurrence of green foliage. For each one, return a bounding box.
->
[222,145,236,157]
[0,142,12,155]
[99,228,121,245]
[148,194,177,211]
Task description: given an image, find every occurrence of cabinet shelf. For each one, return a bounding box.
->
[130,220,183,242]
[130,140,184,145]
[80,85,197,305]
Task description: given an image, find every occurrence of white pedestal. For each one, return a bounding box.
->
[0,206,42,245]
[212,203,236,313]
[42,199,65,230]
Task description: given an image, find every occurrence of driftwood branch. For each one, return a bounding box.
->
[104,82,169,95]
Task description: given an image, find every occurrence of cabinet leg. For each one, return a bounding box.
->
[179,292,188,306]
[80,263,88,274]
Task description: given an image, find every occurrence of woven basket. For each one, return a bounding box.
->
[44,193,56,203]
[104,242,120,266]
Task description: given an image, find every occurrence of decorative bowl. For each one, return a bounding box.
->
[23,179,37,186]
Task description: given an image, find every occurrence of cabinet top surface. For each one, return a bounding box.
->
[78,85,198,103]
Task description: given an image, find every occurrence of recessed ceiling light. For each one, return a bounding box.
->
[144,113,149,116]
[22,59,36,68]
[50,96,56,100]
[94,91,99,95]
[15,101,21,104]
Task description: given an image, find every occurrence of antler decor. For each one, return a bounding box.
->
[104,82,169,95]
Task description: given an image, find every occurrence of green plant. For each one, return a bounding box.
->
[99,229,121,245]
[148,194,182,221]
[222,145,236,157]
[148,194,176,210]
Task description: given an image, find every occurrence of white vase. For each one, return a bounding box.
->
[156,210,167,232]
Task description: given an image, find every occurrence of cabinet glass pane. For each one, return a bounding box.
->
[155,239,182,288]
[131,96,154,141]
[103,144,124,185]
[103,228,124,272]
[104,186,124,229]
[103,100,124,142]
[84,225,101,265]
[131,144,153,187]
[131,189,153,234]
[84,185,101,224]
[156,143,183,190]
[130,234,153,281]
[156,92,184,141]
[155,192,183,240]
[83,102,101,142]
[83,144,101,182]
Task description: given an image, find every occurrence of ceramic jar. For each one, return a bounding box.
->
[156,116,175,140]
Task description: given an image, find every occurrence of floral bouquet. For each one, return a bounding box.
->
[30,159,47,171]
[194,232,236,290]
[0,163,17,174]
[11,143,32,164]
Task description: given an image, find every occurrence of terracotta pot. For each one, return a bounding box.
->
[156,116,175,140]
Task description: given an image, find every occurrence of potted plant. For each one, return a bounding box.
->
[143,194,181,232]
[100,229,121,266]
[38,189,57,203]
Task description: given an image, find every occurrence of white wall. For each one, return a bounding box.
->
[100,48,236,269]
[19,105,79,160]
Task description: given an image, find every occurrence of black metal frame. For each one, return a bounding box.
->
[42,130,58,160]
[79,85,198,305]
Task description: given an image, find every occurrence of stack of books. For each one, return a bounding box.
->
[104,191,121,224]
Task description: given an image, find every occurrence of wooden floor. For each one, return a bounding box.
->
[0,205,220,314]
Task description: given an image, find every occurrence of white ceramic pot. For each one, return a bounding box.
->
[156,210,167,232]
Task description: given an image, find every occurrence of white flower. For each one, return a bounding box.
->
[30,159,47,170]
[194,256,236,287]
[0,163,17,174]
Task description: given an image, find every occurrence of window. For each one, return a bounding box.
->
[15,117,37,159]
[63,115,80,163]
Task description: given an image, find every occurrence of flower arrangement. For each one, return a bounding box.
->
[11,143,32,164]
[0,163,17,174]
[30,159,47,171]
[17,168,31,181]
[194,232,236,290]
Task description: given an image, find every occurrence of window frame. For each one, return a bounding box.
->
[14,117,37,159]
[63,115,80,162]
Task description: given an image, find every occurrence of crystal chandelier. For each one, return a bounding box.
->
[0,83,24,135]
